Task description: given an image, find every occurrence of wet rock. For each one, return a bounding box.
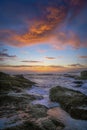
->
[81,70,87,78]
[63,74,76,79]
[73,81,83,87]
[50,86,87,120]
[0,72,10,79]
[76,70,87,80]
[70,106,87,120]
[29,104,47,119]
[0,72,35,93]
[73,81,83,84]
[4,117,64,130]
[3,104,64,130]
[4,121,42,130]
[37,117,56,130]
[36,117,64,130]
[0,93,36,106]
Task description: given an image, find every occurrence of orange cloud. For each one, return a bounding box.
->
[0,6,67,47]
[0,1,86,49]
[0,29,87,50]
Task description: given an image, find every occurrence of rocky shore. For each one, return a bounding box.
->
[50,86,87,120]
[49,70,87,120]
[0,71,87,130]
[0,72,64,130]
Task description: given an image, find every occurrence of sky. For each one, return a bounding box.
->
[0,0,87,73]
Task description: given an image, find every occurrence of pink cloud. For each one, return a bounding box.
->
[79,56,87,58]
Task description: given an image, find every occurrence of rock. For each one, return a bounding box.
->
[4,121,42,130]
[0,93,37,106]
[81,70,87,77]
[63,74,76,79]
[73,81,83,84]
[81,70,87,79]
[70,106,87,120]
[3,103,64,130]
[37,117,56,130]
[0,72,35,93]
[73,81,83,87]
[29,104,47,119]
[36,117,64,130]
[76,70,87,80]
[4,117,64,130]
[50,86,87,120]
[0,72,10,79]
[75,84,82,87]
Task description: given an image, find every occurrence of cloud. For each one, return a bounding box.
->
[0,64,86,73]
[65,0,86,17]
[68,63,85,67]
[1,30,87,50]
[0,65,66,73]
[0,50,17,61]
[1,48,8,53]
[0,6,66,47]
[48,65,65,68]
[79,56,87,58]
[45,57,56,60]
[0,52,16,58]
[0,0,86,49]
[37,49,47,53]
[0,58,4,61]
[0,65,33,68]
[21,60,43,63]
[51,31,87,49]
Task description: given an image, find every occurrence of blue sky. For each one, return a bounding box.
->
[0,0,87,73]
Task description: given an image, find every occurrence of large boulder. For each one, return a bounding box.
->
[81,70,87,79]
[50,86,87,120]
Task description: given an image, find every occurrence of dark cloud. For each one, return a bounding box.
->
[68,63,85,67]
[1,48,8,53]
[0,52,16,58]
[21,60,42,63]
[45,57,56,60]
[48,65,65,68]
[0,65,33,68]
[0,65,65,68]
[0,50,17,61]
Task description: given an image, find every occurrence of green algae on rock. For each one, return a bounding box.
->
[0,72,35,93]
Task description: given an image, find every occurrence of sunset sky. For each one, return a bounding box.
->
[0,0,87,73]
